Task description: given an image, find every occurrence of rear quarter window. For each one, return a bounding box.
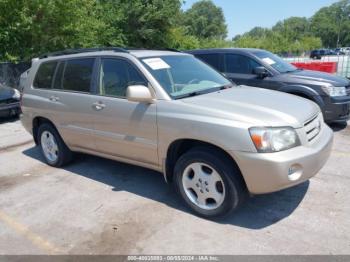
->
[33,61,58,89]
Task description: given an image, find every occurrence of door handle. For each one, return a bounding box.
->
[49,96,59,102]
[92,101,106,111]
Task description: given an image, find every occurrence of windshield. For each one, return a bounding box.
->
[141,55,231,99]
[253,50,297,73]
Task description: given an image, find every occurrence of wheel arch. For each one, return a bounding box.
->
[32,116,58,145]
[280,85,325,108]
[165,139,246,187]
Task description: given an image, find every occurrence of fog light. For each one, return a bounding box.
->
[288,164,302,181]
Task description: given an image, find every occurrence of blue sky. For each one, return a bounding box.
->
[182,0,338,39]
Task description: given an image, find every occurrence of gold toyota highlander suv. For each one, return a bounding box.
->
[20,48,333,218]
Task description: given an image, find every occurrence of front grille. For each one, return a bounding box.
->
[346,85,350,95]
[304,114,321,142]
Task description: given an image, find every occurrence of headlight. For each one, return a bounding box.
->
[323,86,346,97]
[12,89,20,100]
[249,127,301,153]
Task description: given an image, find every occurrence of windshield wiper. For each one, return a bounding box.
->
[175,86,222,99]
[219,84,234,89]
[175,90,209,99]
[174,84,234,99]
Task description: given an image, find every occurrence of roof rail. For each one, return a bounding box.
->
[39,47,129,59]
[163,48,182,52]
[126,47,182,52]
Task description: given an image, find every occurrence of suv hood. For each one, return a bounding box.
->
[280,69,350,87]
[181,86,320,128]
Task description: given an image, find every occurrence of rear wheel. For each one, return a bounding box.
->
[37,123,73,167]
[174,148,247,218]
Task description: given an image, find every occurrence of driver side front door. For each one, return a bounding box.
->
[224,54,280,91]
[90,57,159,166]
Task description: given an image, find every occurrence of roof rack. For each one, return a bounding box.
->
[163,48,182,52]
[39,47,129,59]
[126,47,182,52]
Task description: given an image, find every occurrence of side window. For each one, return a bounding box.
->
[62,58,95,92]
[196,54,223,71]
[53,61,65,89]
[99,58,147,98]
[33,61,57,89]
[225,54,261,74]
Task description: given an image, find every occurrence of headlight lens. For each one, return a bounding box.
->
[12,89,20,100]
[249,127,301,153]
[323,86,347,97]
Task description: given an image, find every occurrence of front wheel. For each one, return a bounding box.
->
[174,148,247,218]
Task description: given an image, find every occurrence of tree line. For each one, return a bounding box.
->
[233,0,350,55]
[0,0,228,62]
[0,0,349,62]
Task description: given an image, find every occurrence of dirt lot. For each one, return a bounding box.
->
[0,117,349,255]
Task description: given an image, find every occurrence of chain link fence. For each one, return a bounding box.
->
[283,54,350,79]
[0,62,31,90]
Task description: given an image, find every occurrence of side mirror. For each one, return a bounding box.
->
[126,85,154,103]
[253,67,269,79]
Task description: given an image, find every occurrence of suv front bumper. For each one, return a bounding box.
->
[323,96,350,122]
[231,125,333,194]
[0,102,20,117]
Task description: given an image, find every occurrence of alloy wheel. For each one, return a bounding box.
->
[182,162,225,210]
[40,130,59,163]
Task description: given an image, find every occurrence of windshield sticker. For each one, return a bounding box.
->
[262,57,276,65]
[143,58,170,70]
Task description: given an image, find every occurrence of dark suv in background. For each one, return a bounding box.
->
[310,49,336,59]
[187,48,350,123]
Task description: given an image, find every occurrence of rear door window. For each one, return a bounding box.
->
[196,54,223,71]
[33,61,58,89]
[62,58,95,93]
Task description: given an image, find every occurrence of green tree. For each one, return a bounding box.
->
[299,36,322,51]
[95,0,127,47]
[109,0,182,48]
[0,0,183,61]
[311,0,350,47]
[0,0,104,61]
[233,13,322,54]
[167,26,200,50]
[243,27,269,38]
[272,17,310,40]
[233,30,322,55]
[182,0,227,39]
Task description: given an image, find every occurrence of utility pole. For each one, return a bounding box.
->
[336,15,342,48]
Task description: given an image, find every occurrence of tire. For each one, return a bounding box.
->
[174,147,247,218]
[37,123,73,167]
